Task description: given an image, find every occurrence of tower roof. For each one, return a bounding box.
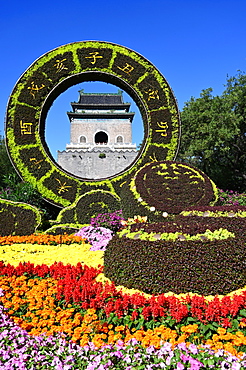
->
[67,110,135,122]
[69,89,134,120]
[77,89,124,105]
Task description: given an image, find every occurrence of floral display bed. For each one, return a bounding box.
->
[1,215,246,369]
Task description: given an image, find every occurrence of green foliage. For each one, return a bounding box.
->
[1,174,41,204]
[0,135,19,188]
[44,224,85,235]
[177,71,246,192]
[0,162,59,230]
[118,225,234,241]
[56,190,121,225]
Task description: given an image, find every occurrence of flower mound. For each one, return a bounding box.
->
[104,216,246,295]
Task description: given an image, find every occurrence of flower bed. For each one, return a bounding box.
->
[104,216,246,295]
[1,223,246,368]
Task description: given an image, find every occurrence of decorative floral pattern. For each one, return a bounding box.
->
[122,161,218,221]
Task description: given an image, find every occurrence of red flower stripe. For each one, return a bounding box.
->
[1,261,246,324]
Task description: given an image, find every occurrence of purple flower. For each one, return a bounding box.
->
[177,342,188,351]
[188,343,199,355]
[90,210,124,233]
[75,226,113,250]
[177,362,185,370]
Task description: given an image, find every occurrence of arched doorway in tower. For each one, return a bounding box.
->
[95,131,108,144]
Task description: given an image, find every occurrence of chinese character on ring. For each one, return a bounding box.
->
[117,63,134,74]
[155,122,168,136]
[20,120,33,135]
[145,88,159,100]
[54,59,68,73]
[27,81,45,98]
[85,52,103,65]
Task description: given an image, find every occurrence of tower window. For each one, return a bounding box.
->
[116,135,123,143]
[95,131,108,144]
[79,135,86,143]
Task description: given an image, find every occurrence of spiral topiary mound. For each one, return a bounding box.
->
[121,161,218,221]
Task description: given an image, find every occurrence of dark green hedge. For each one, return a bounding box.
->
[44,224,82,235]
[56,190,121,224]
[104,216,246,295]
[0,199,41,236]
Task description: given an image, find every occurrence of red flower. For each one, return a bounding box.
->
[131,310,138,320]
[221,318,232,328]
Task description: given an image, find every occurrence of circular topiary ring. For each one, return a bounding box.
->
[5,41,181,207]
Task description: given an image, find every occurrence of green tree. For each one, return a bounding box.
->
[177,71,246,192]
[0,134,20,188]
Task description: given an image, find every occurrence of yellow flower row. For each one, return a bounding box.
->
[0,243,104,268]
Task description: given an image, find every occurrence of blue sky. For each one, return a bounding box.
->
[1,0,246,159]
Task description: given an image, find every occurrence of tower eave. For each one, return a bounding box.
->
[71,102,131,112]
[67,111,135,122]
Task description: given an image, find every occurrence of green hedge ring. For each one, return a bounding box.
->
[5,41,181,207]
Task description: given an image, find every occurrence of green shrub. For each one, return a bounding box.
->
[0,175,59,230]
[56,190,121,225]
[0,198,41,236]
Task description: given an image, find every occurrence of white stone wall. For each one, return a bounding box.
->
[70,118,132,145]
[57,150,138,179]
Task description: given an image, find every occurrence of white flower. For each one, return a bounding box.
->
[138,197,143,202]
[162,212,168,217]
[149,206,155,211]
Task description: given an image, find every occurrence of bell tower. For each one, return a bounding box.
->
[57,90,138,179]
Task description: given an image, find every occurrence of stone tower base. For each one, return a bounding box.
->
[57,149,138,179]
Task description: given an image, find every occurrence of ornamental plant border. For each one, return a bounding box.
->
[5,41,181,208]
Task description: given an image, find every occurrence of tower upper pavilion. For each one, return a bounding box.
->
[57,90,138,179]
[66,89,136,151]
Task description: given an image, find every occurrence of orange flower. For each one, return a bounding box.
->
[180,324,198,334]
[217,327,227,335]
[0,234,85,246]
[115,325,125,332]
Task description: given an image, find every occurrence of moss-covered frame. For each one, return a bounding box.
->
[5,41,181,208]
